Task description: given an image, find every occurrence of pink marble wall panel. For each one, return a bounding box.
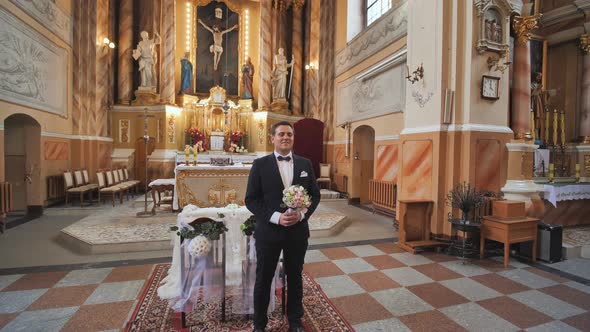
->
[44,142,69,160]
[401,140,432,199]
[511,41,531,136]
[475,139,501,192]
[375,144,398,182]
[98,143,112,169]
[258,0,272,110]
[291,5,303,115]
[334,146,347,163]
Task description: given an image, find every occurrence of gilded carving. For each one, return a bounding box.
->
[168,115,176,143]
[119,119,130,143]
[513,14,541,45]
[176,168,250,209]
[585,155,590,173]
[580,34,590,55]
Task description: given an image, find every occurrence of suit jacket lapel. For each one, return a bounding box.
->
[268,154,285,189]
[292,155,302,186]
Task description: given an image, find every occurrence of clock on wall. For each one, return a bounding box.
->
[481,75,500,100]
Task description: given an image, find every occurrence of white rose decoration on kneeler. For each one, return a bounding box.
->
[188,235,211,258]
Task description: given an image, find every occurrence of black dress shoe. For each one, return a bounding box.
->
[288,326,305,332]
[253,328,264,332]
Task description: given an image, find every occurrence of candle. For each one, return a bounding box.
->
[544,109,549,143]
[530,110,536,141]
[549,163,554,182]
[193,144,199,166]
[576,163,581,182]
[185,145,190,165]
[406,65,410,78]
[560,112,565,146]
[553,110,558,147]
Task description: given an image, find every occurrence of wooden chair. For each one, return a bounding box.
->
[180,217,226,327]
[64,170,94,207]
[123,167,140,193]
[316,163,332,189]
[97,170,124,206]
[0,182,12,234]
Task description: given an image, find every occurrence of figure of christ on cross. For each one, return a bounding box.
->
[198,19,238,71]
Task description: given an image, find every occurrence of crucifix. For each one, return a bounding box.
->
[137,107,156,217]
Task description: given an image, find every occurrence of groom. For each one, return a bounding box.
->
[245,121,321,332]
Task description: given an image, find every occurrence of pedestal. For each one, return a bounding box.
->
[133,89,160,106]
[271,99,290,114]
[501,142,543,212]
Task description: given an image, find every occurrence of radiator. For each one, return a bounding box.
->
[46,175,65,200]
[369,179,396,216]
[0,182,12,215]
[334,174,348,192]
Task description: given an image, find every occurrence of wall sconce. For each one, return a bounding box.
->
[103,37,115,49]
[406,63,424,84]
[354,152,359,160]
[487,53,511,74]
[305,63,317,71]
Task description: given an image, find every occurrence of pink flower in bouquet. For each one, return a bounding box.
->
[282,185,312,214]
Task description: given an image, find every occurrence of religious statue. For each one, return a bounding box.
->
[198,19,238,71]
[271,48,294,100]
[179,52,193,95]
[241,56,254,99]
[132,31,161,89]
[491,19,501,43]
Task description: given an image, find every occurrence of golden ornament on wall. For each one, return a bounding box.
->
[580,34,590,55]
[513,14,541,45]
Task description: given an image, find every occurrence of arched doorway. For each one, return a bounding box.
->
[4,114,41,213]
[352,125,375,204]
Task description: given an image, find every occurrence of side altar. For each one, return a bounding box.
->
[174,164,252,210]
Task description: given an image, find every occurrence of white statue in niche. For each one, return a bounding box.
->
[132,31,161,89]
[484,9,502,43]
[198,19,238,71]
[271,48,294,100]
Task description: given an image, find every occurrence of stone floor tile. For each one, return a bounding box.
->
[477,296,553,329]
[539,284,590,310]
[372,242,404,254]
[304,250,329,263]
[61,301,134,332]
[0,275,23,292]
[524,267,570,283]
[470,273,530,294]
[333,257,377,274]
[55,268,113,287]
[440,302,519,332]
[2,272,68,291]
[381,267,433,287]
[313,275,364,298]
[509,290,585,320]
[561,312,590,332]
[330,293,393,325]
[346,244,385,257]
[526,320,582,332]
[103,264,153,283]
[418,251,458,263]
[565,281,590,295]
[471,258,515,272]
[320,247,357,260]
[490,256,530,269]
[399,310,468,332]
[83,280,145,305]
[407,283,469,308]
[412,263,463,281]
[349,271,400,292]
[498,269,558,289]
[440,278,502,302]
[0,289,47,314]
[353,317,411,332]
[370,288,433,317]
[303,261,344,278]
[0,307,78,332]
[0,314,18,330]
[439,260,491,277]
[27,285,97,310]
[390,253,433,266]
[363,255,405,270]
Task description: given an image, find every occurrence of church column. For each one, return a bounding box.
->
[117,0,133,104]
[305,0,320,117]
[291,0,304,116]
[319,0,335,140]
[511,14,539,139]
[159,0,175,104]
[258,0,273,111]
[95,0,110,137]
[579,34,590,144]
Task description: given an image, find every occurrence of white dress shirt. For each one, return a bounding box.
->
[269,151,303,225]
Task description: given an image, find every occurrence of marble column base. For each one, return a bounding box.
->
[133,89,161,106]
[271,99,290,114]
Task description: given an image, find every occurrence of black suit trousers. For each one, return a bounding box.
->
[253,236,308,329]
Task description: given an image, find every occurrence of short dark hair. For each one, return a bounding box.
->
[271,121,293,136]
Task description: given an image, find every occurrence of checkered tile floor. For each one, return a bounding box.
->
[0,243,589,331]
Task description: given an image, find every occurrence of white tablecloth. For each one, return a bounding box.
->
[148,178,175,186]
[172,163,252,210]
[544,184,590,207]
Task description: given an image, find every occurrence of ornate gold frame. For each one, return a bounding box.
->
[176,167,249,208]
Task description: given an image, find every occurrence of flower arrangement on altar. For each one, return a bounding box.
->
[229,142,247,153]
[229,130,246,145]
[187,127,207,149]
[281,185,312,214]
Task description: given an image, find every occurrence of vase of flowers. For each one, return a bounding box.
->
[446,182,485,224]
[187,127,207,151]
[230,130,246,148]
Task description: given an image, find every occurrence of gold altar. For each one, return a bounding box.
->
[175,164,251,209]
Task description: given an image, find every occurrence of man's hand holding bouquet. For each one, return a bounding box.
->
[279,185,312,227]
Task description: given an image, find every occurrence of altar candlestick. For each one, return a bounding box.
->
[549,163,554,182]
[553,110,558,147]
[560,111,565,146]
[544,108,549,144]
[576,163,581,182]
[185,145,190,165]
[193,144,198,166]
[406,65,410,78]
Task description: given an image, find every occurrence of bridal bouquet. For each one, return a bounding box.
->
[282,185,312,214]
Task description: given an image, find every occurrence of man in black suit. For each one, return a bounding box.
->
[245,121,321,332]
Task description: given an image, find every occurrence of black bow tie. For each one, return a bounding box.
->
[277,155,291,162]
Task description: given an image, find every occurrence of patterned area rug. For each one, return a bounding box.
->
[125,264,353,332]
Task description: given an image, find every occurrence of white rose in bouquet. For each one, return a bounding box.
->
[187,235,211,258]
